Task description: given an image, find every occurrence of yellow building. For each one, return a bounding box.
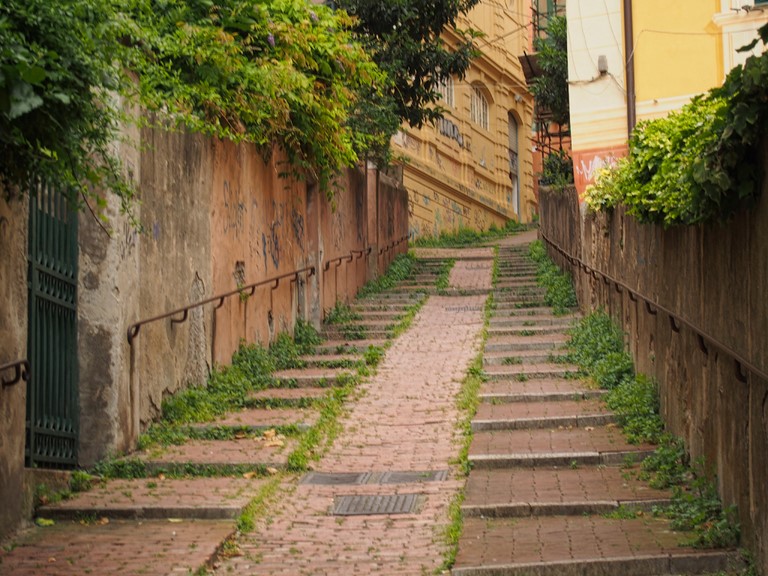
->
[392,2,536,239]
[567,0,768,195]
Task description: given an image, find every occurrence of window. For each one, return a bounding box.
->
[436,76,455,108]
[508,112,519,215]
[470,85,489,130]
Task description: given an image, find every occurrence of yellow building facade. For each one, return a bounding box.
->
[392,2,536,240]
[567,0,768,195]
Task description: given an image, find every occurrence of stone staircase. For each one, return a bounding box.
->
[452,244,738,576]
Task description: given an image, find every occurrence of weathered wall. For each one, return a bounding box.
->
[0,122,409,540]
[0,191,29,542]
[539,141,768,573]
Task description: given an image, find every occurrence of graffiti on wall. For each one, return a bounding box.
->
[575,153,619,185]
[119,220,138,260]
[222,180,245,236]
[261,200,284,270]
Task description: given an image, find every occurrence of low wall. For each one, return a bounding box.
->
[538,141,768,573]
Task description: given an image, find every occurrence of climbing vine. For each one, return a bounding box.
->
[584,23,768,226]
[1,0,391,211]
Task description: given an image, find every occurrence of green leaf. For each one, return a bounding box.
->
[8,81,43,119]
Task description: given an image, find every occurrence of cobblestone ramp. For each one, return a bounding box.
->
[210,255,492,575]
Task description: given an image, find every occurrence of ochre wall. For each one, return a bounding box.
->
[538,141,768,574]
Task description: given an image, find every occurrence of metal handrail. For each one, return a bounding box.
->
[378,235,408,255]
[540,230,768,384]
[127,266,316,345]
[1,359,29,388]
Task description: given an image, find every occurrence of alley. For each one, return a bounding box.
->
[0,231,737,575]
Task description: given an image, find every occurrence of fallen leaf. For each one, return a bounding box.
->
[242,472,257,479]
[48,557,56,563]
[157,474,166,481]
[98,517,109,525]
[265,439,284,448]
[263,429,277,439]
[584,426,595,432]
[266,467,279,476]
[168,518,183,523]
[36,518,55,527]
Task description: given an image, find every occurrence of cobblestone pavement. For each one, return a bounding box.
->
[0,231,738,576]
[211,266,491,574]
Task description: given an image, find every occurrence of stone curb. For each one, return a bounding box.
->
[469,450,655,469]
[471,413,615,431]
[461,498,673,518]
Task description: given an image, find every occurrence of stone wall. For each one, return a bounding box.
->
[538,142,768,573]
[0,127,409,541]
[0,189,29,543]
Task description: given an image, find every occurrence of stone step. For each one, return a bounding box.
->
[188,407,317,432]
[494,287,548,298]
[469,426,655,469]
[453,516,737,576]
[491,304,561,315]
[131,435,297,476]
[485,334,569,352]
[313,339,389,354]
[479,378,603,402]
[483,350,568,365]
[351,302,417,313]
[488,314,578,328]
[472,399,614,431]
[320,326,392,341]
[462,466,671,518]
[37,477,266,520]
[273,367,357,387]
[248,386,329,407]
[486,325,572,338]
[482,362,579,380]
[299,353,363,368]
[354,310,404,321]
[494,278,539,287]
[0,518,235,574]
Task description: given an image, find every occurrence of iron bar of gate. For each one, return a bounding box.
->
[127,266,316,345]
[539,230,768,384]
[1,359,30,388]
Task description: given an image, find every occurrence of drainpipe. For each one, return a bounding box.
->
[623,0,636,139]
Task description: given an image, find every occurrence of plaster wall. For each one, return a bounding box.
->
[538,141,768,574]
[0,192,29,542]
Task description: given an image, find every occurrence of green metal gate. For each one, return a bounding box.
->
[26,181,79,468]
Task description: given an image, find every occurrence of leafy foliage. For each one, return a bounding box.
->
[530,15,569,126]
[584,23,768,226]
[527,240,577,315]
[126,0,388,195]
[358,253,415,296]
[605,374,663,444]
[412,220,523,247]
[539,148,574,190]
[0,0,134,210]
[336,0,481,128]
[1,0,394,209]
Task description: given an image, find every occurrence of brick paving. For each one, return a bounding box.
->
[0,233,737,576]
[214,290,488,575]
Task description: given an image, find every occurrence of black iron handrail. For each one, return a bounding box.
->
[378,235,408,255]
[127,266,316,345]
[540,230,768,384]
[1,359,29,388]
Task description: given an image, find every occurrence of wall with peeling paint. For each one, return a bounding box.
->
[538,141,768,573]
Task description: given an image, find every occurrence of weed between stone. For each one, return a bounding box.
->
[564,310,740,549]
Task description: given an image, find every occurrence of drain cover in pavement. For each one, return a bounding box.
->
[331,494,422,516]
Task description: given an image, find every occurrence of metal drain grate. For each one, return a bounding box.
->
[331,494,422,516]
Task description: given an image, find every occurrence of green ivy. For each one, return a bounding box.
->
[585,24,768,226]
[0,0,135,211]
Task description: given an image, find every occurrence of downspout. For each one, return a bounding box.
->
[623,0,636,139]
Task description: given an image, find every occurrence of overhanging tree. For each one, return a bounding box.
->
[336,0,481,129]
